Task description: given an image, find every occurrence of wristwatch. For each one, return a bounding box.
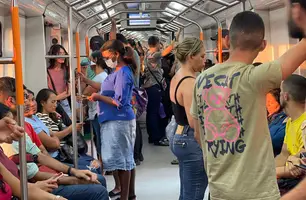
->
[54,195,61,200]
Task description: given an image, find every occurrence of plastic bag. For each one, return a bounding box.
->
[166,116,178,141]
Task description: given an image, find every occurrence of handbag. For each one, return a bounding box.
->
[144,53,167,92]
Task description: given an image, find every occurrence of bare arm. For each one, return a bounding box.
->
[181,78,196,129]
[275,143,290,167]
[83,78,101,91]
[193,118,201,146]
[83,85,98,96]
[37,131,60,151]
[110,18,117,40]
[0,162,63,200]
[37,152,70,175]
[279,39,306,80]
[281,178,306,200]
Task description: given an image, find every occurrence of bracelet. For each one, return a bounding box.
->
[67,166,72,176]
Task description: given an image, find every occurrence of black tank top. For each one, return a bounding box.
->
[171,76,195,126]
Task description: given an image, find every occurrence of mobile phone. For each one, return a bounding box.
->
[294,164,306,171]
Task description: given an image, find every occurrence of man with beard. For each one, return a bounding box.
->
[274,75,306,195]
[281,4,306,199]
[211,29,230,63]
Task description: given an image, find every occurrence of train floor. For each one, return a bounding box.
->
[87,120,180,200]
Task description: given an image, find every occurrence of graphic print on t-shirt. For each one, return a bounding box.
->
[196,71,246,158]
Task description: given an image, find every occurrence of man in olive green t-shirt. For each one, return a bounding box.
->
[191,11,306,200]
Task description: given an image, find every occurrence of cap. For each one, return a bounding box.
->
[80,58,90,67]
[90,61,96,66]
[211,29,229,41]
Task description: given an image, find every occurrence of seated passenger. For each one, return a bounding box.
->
[267,88,287,157]
[275,75,306,194]
[34,88,100,173]
[0,77,108,200]
[0,103,108,200]
[0,116,66,200]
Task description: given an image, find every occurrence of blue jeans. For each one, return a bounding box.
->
[52,174,108,200]
[170,126,208,200]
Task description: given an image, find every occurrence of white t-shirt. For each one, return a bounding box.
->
[88,71,108,120]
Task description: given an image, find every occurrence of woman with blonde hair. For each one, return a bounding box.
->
[170,37,208,200]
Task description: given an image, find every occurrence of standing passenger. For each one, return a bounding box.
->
[170,37,208,200]
[89,40,137,200]
[47,45,71,118]
[191,11,306,200]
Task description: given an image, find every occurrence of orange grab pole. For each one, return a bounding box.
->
[12,6,24,105]
[200,32,204,41]
[75,32,81,73]
[218,27,223,63]
[85,36,89,58]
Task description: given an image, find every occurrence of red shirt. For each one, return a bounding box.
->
[25,122,42,147]
[0,147,19,178]
[0,176,12,200]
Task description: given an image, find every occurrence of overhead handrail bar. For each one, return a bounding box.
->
[11,0,28,199]
[70,0,83,7]
[100,0,111,19]
[45,55,87,58]
[0,57,14,64]
[68,6,79,168]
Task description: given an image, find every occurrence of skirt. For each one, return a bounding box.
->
[100,119,136,171]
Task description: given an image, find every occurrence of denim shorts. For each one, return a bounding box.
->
[100,120,136,171]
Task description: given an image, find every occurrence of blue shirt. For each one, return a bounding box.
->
[25,115,59,158]
[269,112,287,157]
[98,66,135,123]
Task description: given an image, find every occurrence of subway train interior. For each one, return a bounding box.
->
[0,0,306,200]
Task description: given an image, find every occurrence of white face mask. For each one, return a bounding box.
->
[105,59,117,69]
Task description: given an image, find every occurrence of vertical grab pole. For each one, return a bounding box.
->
[85,36,90,57]
[68,6,78,168]
[75,31,84,135]
[218,27,223,63]
[11,0,28,199]
[200,31,204,41]
[90,121,94,157]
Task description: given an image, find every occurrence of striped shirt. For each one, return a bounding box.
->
[36,113,60,132]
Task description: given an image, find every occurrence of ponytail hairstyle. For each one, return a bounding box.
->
[101,40,137,75]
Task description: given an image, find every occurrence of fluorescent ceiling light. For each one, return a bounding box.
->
[109,9,115,16]
[94,5,103,12]
[162,12,174,17]
[168,2,186,11]
[99,13,107,19]
[105,1,112,7]
[165,8,179,15]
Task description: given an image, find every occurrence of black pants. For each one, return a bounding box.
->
[145,85,166,143]
[134,121,143,160]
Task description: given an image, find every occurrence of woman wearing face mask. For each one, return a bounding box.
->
[79,51,110,163]
[88,40,137,200]
[170,37,208,200]
[47,45,71,118]
[266,88,287,157]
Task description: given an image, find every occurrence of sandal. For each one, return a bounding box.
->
[109,190,120,198]
[115,195,136,200]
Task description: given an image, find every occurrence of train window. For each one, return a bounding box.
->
[0,22,2,57]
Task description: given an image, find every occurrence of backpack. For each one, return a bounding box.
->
[131,88,148,120]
